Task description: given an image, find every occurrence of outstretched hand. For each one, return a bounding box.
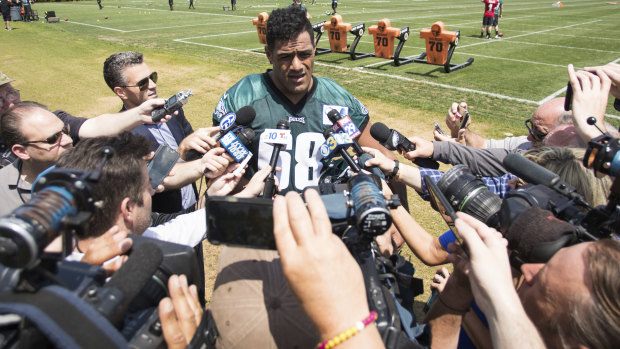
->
[273,190,374,341]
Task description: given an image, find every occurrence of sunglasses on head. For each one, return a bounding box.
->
[22,125,70,146]
[120,71,158,91]
[524,119,548,142]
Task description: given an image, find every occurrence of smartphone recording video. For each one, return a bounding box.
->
[205,196,276,250]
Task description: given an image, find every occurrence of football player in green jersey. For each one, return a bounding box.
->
[213,6,407,218]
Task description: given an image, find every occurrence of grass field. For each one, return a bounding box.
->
[1,0,619,316]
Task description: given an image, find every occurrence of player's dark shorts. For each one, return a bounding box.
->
[482,16,493,26]
[1,9,9,21]
[332,1,337,9]
[492,14,499,26]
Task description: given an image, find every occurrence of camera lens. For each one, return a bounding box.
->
[436,165,502,228]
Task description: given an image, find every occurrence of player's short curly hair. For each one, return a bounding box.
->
[103,51,144,90]
[266,7,314,50]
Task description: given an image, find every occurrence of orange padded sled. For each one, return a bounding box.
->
[368,19,402,59]
[252,12,269,44]
[323,14,352,53]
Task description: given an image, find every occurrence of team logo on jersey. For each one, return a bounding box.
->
[288,115,306,124]
[354,98,369,116]
[322,105,349,125]
[214,94,228,120]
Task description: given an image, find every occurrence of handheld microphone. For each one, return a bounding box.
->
[220,127,255,163]
[327,109,364,154]
[185,106,256,161]
[320,128,361,173]
[370,122,440,169]
[326,110,385,179]
[88,242,163,325]
[214,106,256,142]
[262,120,290,198]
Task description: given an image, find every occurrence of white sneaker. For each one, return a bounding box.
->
[495,35,499,39]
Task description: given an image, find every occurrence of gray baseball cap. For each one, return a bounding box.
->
[0,72,15,86]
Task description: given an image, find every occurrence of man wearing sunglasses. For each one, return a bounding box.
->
[436,97,565,151]
[104,52,220,214]
[0,71,180,169]
[0,102,75,215]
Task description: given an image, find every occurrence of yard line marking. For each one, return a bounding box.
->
[173,39,265,53]
[458,19,602,49]
[176,30,255,40]
[124,20,252,32]
[175,37,538,104]
[539,57,620,104]
[359,50,576,69]
[606,113,620,120]
[538,86,569,104]
[61,20,128,32]
[534,33,620,42]
[505,40,620,54]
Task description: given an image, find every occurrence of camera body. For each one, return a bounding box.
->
[0,163,209,348]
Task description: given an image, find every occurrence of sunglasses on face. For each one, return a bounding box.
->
[120,71,158,91]
[524,119,548,142]
[22,124,70,146]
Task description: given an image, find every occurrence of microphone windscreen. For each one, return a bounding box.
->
[237,128,255,147]
[370,123,391,143]
[503,153,559,187]
[503,206,576,263]
[323,127,336,138]
[235,106,256,126]
[327,109,341,123]
[105,242,163,307]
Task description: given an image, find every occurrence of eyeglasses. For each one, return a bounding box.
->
[21,124,70,146]
[119,72,158,91]
[0,89,20,110]
[524,119,548,142]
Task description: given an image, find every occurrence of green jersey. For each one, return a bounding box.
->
[213,71,369,193]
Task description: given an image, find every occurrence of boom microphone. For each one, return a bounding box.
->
[370,123,439,169]
[503,153,559,188]
[88,242,163,326]
[263,120,290,198]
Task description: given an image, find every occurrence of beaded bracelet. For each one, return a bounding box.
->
[317,311,378,349]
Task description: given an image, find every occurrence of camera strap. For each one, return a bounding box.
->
[0,285,128,349]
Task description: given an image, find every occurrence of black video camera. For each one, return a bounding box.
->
[0,150,212,348]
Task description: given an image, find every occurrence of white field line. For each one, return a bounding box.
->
[334,0,605,17]
[458,19,602,49]
[175,30,255,40]
[60,20,128,32]
[48,2,255,18]
[505,40,620,54]
[539,57,620,105]
[124,19,251,32]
